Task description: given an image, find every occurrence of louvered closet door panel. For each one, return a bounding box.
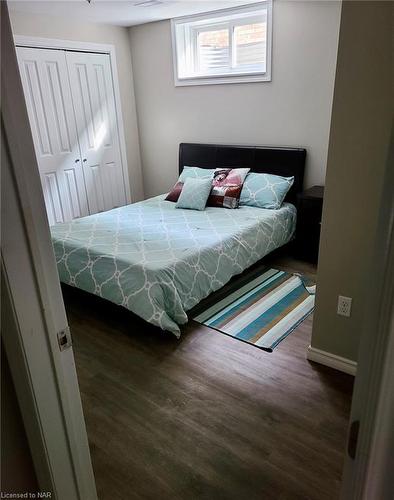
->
[16,47,89,225]
[66,52,126,214]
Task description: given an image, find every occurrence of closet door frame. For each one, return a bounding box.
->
[14,35,132,205]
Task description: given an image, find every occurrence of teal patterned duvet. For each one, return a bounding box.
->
[51,195,296,336]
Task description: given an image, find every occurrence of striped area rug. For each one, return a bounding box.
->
[193,268,315,352]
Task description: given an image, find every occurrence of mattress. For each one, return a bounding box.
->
[51,195,297,336]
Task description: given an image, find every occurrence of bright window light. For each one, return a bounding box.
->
[171,2,272,86]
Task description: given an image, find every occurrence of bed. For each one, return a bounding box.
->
[51,143,306,336]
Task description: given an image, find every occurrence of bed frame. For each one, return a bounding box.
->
[61,143,308,333]
[179,143,306,205]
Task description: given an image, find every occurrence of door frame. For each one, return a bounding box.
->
[14,34,132,205]
[340,128,394,499]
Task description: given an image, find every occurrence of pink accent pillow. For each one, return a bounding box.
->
[208,185,243,209]
[207,168,250,209]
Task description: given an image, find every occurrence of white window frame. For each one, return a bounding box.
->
[171,2,272,87]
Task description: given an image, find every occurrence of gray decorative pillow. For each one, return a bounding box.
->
[175,177,212,211]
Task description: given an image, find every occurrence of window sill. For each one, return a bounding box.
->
[174,72,271,87]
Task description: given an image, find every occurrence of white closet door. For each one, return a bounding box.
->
[66,52,126,213]
[16,47,89,225]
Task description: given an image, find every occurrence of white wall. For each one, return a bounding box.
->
[129,1,342,199]
[9,10,145,201]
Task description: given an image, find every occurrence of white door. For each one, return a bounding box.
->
[4,4,97,497]
[16,47,89,225]
[66,51,126,213]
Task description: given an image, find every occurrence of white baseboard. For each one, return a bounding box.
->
[306,345,357,376]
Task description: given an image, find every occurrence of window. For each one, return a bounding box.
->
[171,2,272,86]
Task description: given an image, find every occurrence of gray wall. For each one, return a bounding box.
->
[129,1,342,198]
[9,10,145,201]
[311,1,393,361]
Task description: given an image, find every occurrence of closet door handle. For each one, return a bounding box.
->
[83,158,87,162]
[74,158,80,163]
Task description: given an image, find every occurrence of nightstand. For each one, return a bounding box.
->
[294,186,324,263]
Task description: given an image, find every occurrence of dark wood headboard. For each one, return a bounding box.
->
[179,143,306,205]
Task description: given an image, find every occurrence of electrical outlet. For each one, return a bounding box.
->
[337,295,352,317]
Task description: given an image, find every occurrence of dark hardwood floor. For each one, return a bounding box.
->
[64,256,353,500]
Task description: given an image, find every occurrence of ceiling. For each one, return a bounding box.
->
[8,0,259,27]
